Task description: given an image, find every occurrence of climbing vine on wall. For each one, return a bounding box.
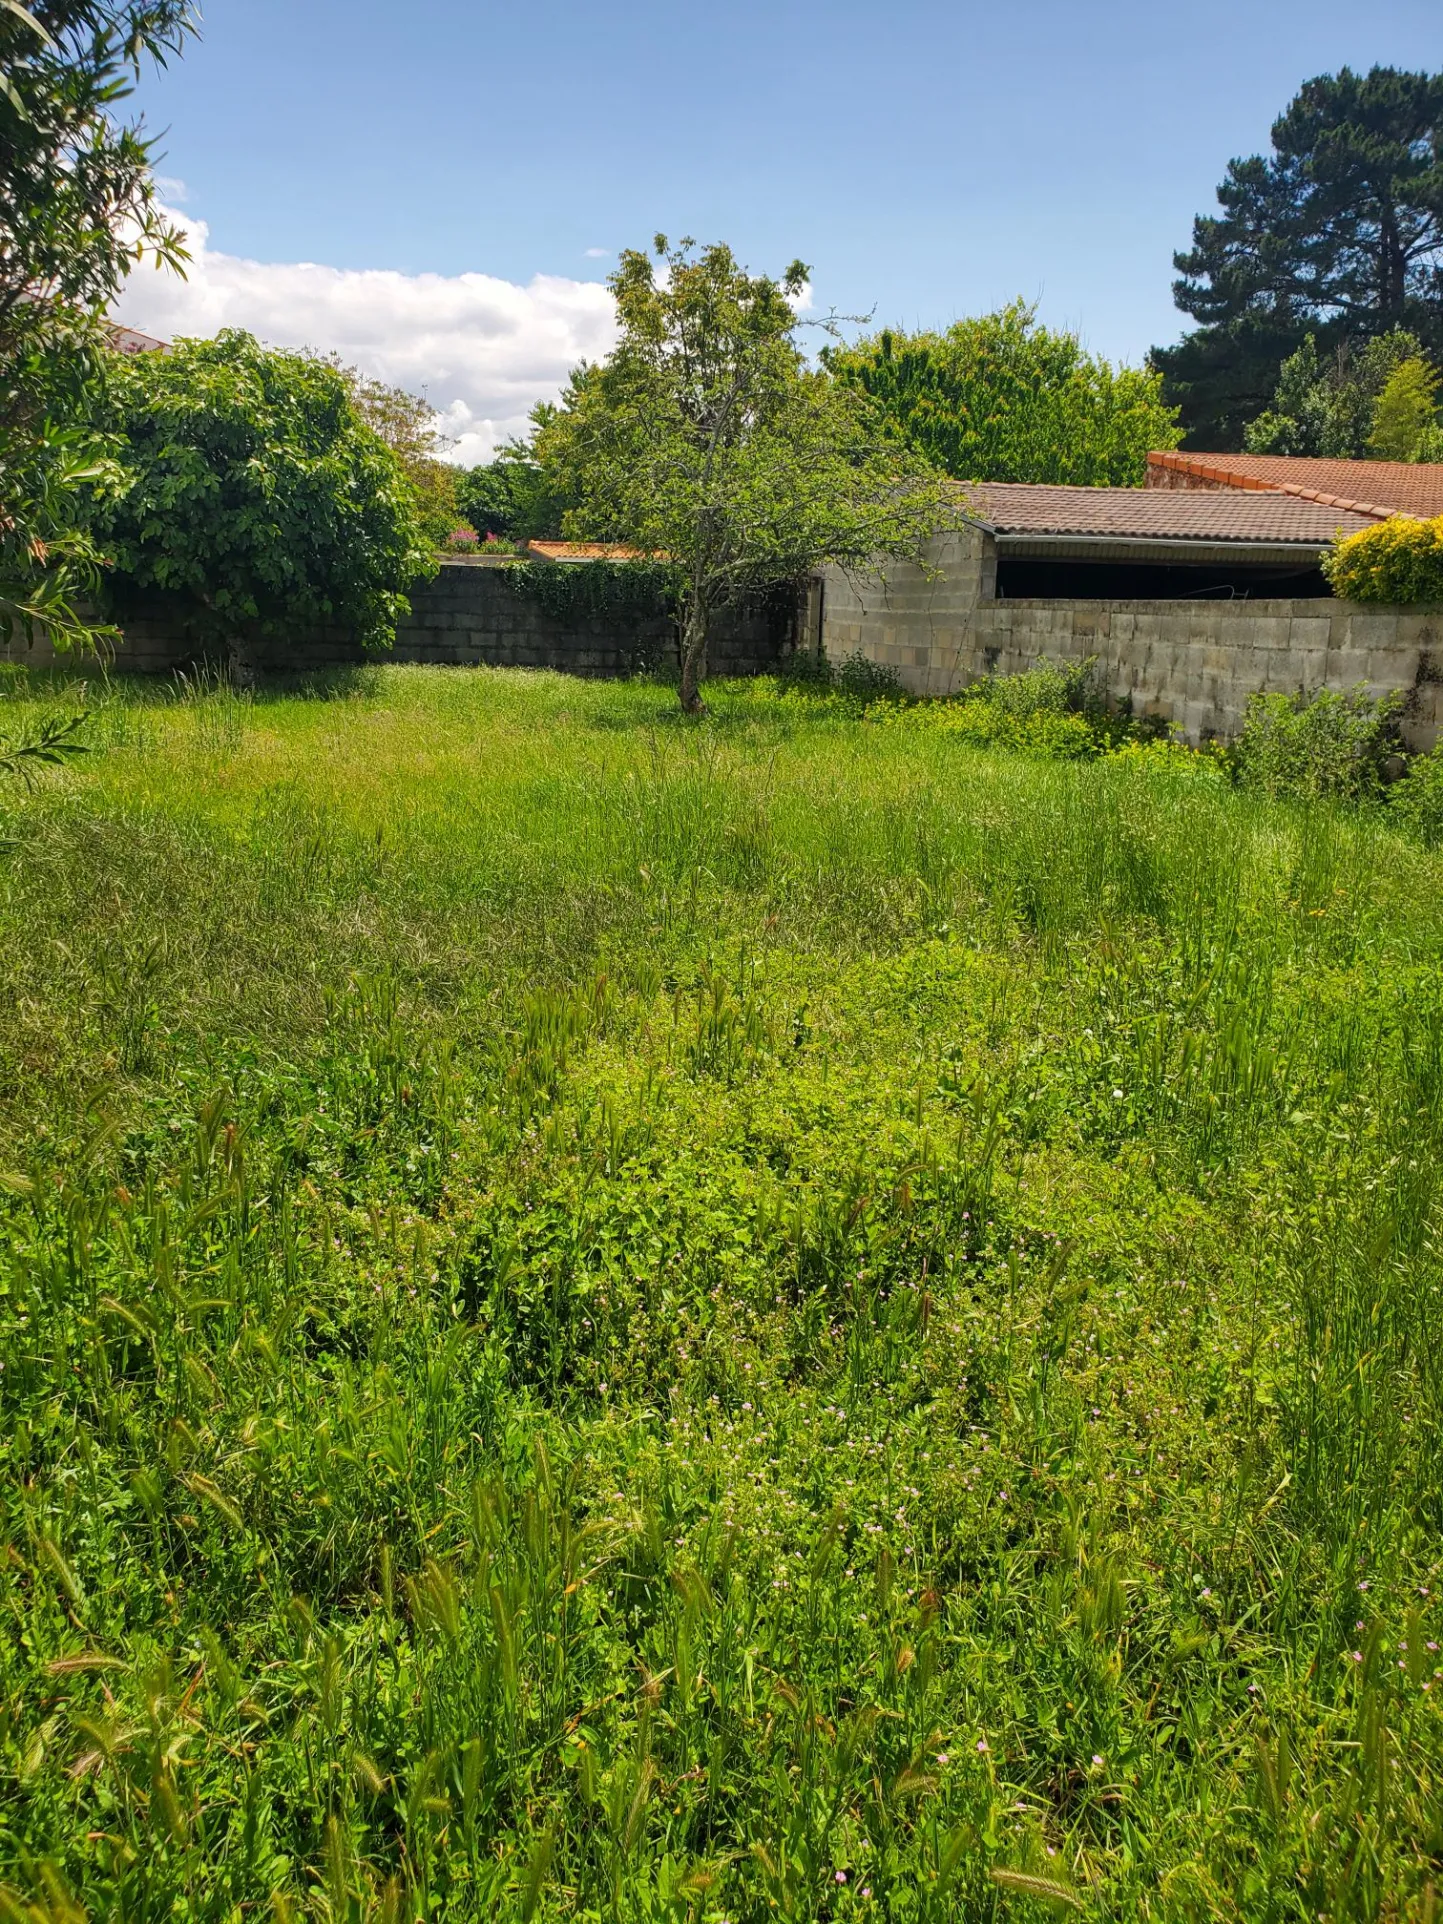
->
[504,561,682,625]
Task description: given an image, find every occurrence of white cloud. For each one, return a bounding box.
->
[583,247,610,260]
[113,213,618,464]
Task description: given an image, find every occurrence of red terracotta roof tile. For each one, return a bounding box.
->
[524,540,651,562]
[966,482,1377,543]
[1147,451,1443,520]
[107,323,171,355]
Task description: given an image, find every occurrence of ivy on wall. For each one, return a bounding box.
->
[504,561,681,625]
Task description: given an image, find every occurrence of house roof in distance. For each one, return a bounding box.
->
[966,482,1378,545]
[1148,451,1443,520]
[108,323,171,355]
[524,540,650,562]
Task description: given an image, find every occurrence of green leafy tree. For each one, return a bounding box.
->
[1,0,193,648]
[824,302,1181,484]
[457,429,574,543]
[94,330,436,678]
[338,366,460,546]
[1154,67,1443,447]
[535,237,951,714]
[1243,328,1427,456]
[1368,357,1442,460]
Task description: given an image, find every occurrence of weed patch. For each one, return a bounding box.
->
[0,666,1440,1920]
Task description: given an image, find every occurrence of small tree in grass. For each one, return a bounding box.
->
[535,237,954,713]
[96,330,435,678]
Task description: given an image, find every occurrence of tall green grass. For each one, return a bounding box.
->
[0,664,1439,1922]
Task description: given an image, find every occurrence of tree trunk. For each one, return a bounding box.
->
[678,596,708,715]
[1379,202,1407,317]
[226,628,258,688]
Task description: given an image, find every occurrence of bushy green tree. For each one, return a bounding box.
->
[1368,357,1442,460]
[0,0,192,647]
[338,366,460,546]
[95,331,436,677]
[825,302,1181,484]
[1154,67,1443,447]
[536,237,952,713]
[1242,329,1429,457]
[457,431,573,543]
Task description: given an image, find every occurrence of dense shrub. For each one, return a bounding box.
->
[95,331,436,674]
[1233,685,1403,799]
[971,655,1100,719]
[1323,513,1443,603]
[1392,744,1443,845]
[875,698,1099,758]
[860,658,1110,757]
[835,649,904,700]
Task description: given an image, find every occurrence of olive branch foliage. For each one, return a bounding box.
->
[0,0,195,651]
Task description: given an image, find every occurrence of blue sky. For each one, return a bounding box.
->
[119,0,1443,461]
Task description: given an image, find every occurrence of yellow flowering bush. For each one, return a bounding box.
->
[1323,513,1443,603]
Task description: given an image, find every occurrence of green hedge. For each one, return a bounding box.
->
[1323,513,1443,602]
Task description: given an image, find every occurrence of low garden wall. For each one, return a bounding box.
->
[1,560,796,681]
[968,600,1443,752]
[821,541,1443,751]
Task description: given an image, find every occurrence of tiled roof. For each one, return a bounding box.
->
[1148,451,1443,519]
[967,482,1378,544]
[107,324,170,355]
[524,540,650,562]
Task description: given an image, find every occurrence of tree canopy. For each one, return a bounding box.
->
[94,331,435,675]
[1369,357,1443,462]
[1153,67,1443,449]
[338,366,460,547]
[457,437,573,545]
[0,0,193,645]
[536,237,952,712]
[1242,328,1439,458]
[823,303,1181,485]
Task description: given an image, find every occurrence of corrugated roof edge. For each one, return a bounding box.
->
[1147,451,1403,524]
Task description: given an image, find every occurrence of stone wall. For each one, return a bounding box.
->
[1,561,796,680]
[820,534,1443,750]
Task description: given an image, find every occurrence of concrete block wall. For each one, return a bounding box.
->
[820,528,995,697]
[968,600,1443,751]
[820,534,1443,750]
[1,561,796,681]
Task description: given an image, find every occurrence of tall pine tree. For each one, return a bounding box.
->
[1152,68,1443,450]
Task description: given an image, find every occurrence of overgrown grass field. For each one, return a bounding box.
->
[0,665,1440,1923]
